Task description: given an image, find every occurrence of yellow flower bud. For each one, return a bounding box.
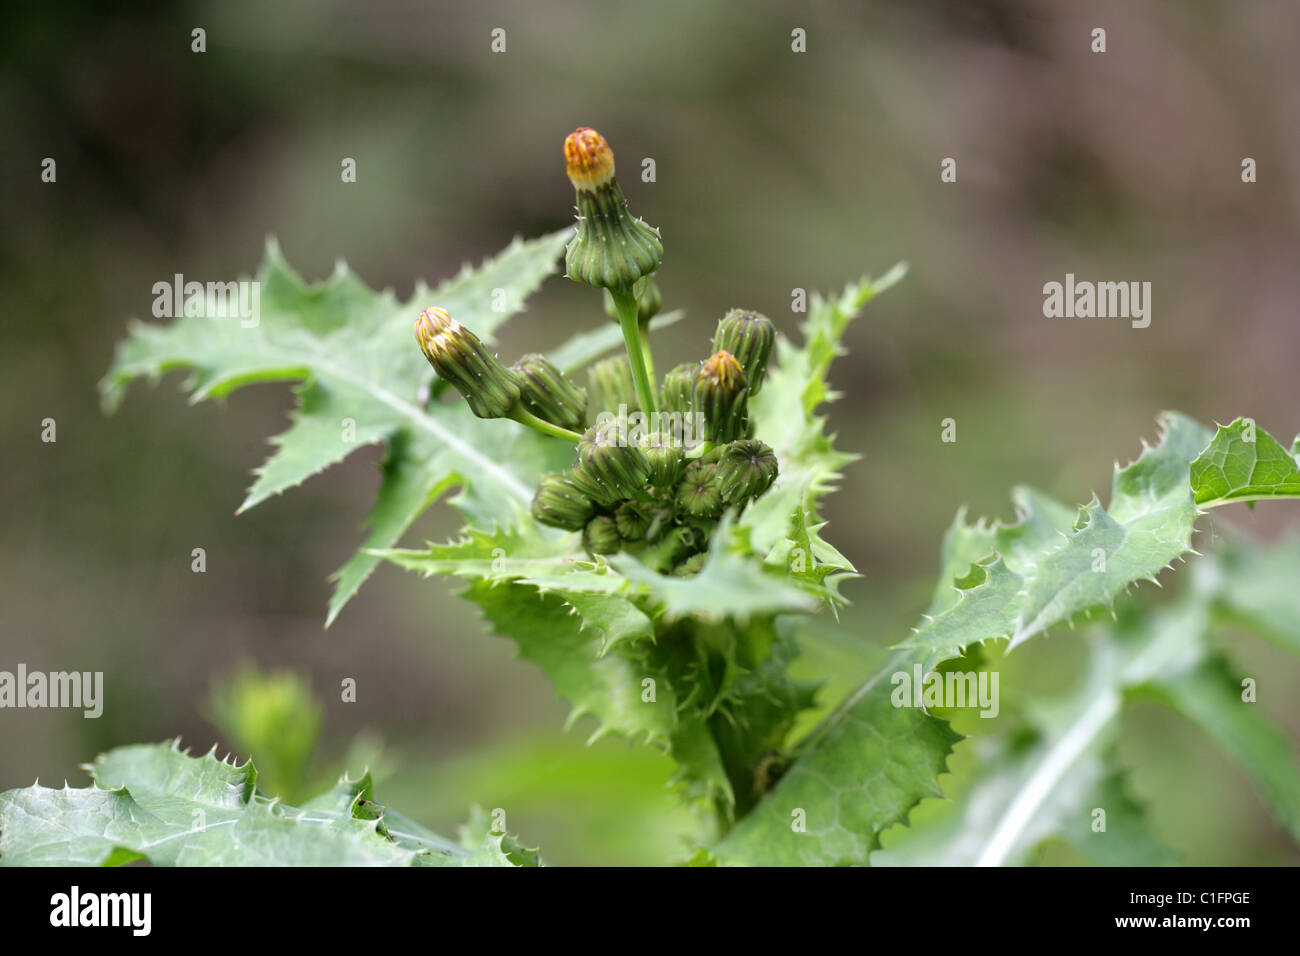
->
[564,127,616,192]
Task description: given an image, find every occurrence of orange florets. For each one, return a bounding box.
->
[701,350,744,389]
[564,127,616,191]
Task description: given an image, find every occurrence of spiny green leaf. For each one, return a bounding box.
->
[297,770,471,858]
[906,555,1023,668]
[562,592,655,654]
[462,580,677,747]
[1191,418,1300,507]
[101,232,573,625]
[880,598,1203,866]
[902,414,1300,670]
[457,808,545,867]
[711,655,959,865]
[739,266,905,597]
[461,579,734,806]
[926,488,1077,616]
[897,412,1212,667]
[378,526,733,801]
[381,520,816,810]
[615,518,819,623]
[717,413,1300,866]
[374,522,588,583]
[761,504,857,605]
[881,537,1300,866]
[0,742,518,866]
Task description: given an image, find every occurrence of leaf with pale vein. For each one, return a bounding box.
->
[101,232,573,625]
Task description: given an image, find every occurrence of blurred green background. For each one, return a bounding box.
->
[3,0,1298,864]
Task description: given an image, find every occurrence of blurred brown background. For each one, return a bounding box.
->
[2,0,1298,864]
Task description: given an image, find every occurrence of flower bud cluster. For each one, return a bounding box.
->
[417,126,785,576]
[530,314,780,574]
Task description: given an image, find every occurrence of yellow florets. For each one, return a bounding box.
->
[414,307,464,362]
[564,127,616,192]
[701,350,744,389]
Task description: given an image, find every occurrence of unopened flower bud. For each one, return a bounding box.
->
[614,501,651,542]
[564,126,616,192]
[576,421,652,499]
[676,460,723,517]
[698,444,724,466]
[565,463,621,509]
[564,127,663,290]
[415,308,520,419]
[510,353,587,431]
[587,355,639,420]
[694,350,749,443]
[530,472,596,531]
[712,309,775,395]
[603,276,662,325]
[715,440,778,504]
[639,430,686,487]
[659,362,698,418]
[583,515,623,555]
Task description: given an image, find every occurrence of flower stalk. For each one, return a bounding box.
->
[507,406,583,443]
[610,284,660,415]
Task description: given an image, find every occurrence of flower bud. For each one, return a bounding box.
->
[715,440,778,504]
[530,472,595,531]
[676,460,723,517]
[576,421,652,499]
[712,309,775,395]
[603,276,662,325]
[586,355,639,420]
[639,430,686,487]
[564,126,616,192]
[697,444,724,466]
[614,501,651,542]
[583,515,623,555]
[660,362,698,417]
[694,350,749,443]
[564,463,621,508]
[564,127,663,290]
[510,353,587,431]
[415,308,521,419]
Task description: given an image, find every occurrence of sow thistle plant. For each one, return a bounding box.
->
[3,127,1300,867]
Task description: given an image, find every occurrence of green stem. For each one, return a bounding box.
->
[508,406,582,443]
[637,318,657,393]
[611,285,659,416]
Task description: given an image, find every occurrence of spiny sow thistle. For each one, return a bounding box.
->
[3,128,1300,867]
